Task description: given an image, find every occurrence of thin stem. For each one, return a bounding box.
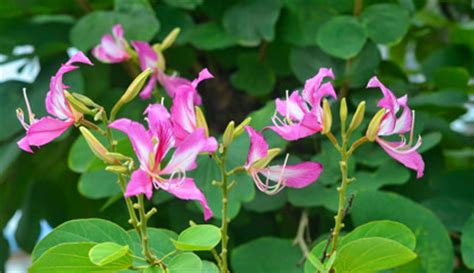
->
[329,154,349,256]
[325,132,341,151]
[293,210,310,265]
[137,195,159,264]
[218,148,231,273]
[211,249,223,269]
[347,136,368,156]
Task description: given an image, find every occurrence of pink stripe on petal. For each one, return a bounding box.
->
[163,178,213,221]
[145,104,175,162]
[261,161,323,188]
[376,137,425,178]
[171,91,197,139]
[125,169,153,199]
[244,126,269,167]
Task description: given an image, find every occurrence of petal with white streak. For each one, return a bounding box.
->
[18,117,73,152]
[244,126,268,167]
[376,137,424,178]
[260,162,323,188]
[145,104,175,162]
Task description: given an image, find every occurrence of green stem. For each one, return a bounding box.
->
[137,195,158,263]
[218,148,231,273]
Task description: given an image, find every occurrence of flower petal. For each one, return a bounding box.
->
[145,104,175,161]
[275,90,307,121]
[18,117,73,152]
[125,169,153,199]
[302,67,335,105]
[260,162,323,188]
[162,178,213,220]
[161,128,212,174]
[109,118,153,167]
[171,90,197,142]
[191,68,214,89]
[131,41,158,71]
[367,76,399,133]
[376,137,424,178]
[139,74,157,99]
[268,112,321,141]
[244,126,269,167]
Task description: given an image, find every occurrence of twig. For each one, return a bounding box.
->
[293,210,310,265]
[320,229,334,263]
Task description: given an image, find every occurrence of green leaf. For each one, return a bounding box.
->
[0,234,9,272]
[418,132,442,153]
[29,242,131,273]
[88,242,130,266]
[128,228,178,261]
[351,191,454,273]
[168,252,202,273]
[230,53,276,96]
[316,16,367,59]
[173,224,221,251]
[202,261,220,273]
[231,237,302,273]
[410,90,468,110]
[223,0,283,46]
[243,190,287,213]
[348,42,381,88]
[155,4,194,44]
[461,213,474,269]
[289,46,345,83]
[433,67,470,90]
[78,170,121,199]
[32,218,132,261]
[360,4,410,45]
[186,22,237,50]
[163,0,203,10]
[333,237,417,272]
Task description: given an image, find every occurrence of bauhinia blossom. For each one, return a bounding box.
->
[244,126,323,194]
[17,52,93,153]
[131,41,213,102]
[109,103,216,220]
[92,24,130,63]
[269,68,336,141]
[367,77,425,178]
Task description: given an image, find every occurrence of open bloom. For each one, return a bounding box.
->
[92,24,130,63]
[17,52,92,153]
[367,77,424,178]
[131,41,212,102]
[244,126,323,194]
[109,103,216,220]
[269,68,336,141]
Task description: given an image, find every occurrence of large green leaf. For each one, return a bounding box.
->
[230,53,276,96]
[29,242,131,273]
[461,213,474,269]
[155,4,194,44]
[163,0,203,10]
[316,16,366,59]
[201,261,219,273]
[231,237,303,273]
[351,191,454,273]
[360,4,410,45]
[173,224,221,251]
[222,0,283,46]
[186,22,237,50]
[78,170,121,199]
[333,237,417,273]
[32,218,132,261]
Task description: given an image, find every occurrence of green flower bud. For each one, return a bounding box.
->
[195,106,209,137]
[366,108,386,141]
[223,121,235,148]
[322,99,332,135]
[111,68,151,119]
[340,97,348,126]
[233,117,252,138]
[160,28,181,51]
[251,148,281,169]
[348,101,366,134]
[65,91,95,115]
[79,127,116,164]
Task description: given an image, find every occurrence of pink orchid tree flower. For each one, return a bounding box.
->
[109,103,216,220]
[367,77,425,178]
[17,52,93,153]
[244,126,323,194]
[269,68,336,141]
[131,41,212,102]
[92,24,130,63]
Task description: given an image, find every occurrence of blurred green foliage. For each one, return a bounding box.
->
[0,0,473,272]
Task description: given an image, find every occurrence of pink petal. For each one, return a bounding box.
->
[109,118,153,167]
[162,178,213,220]
[92,26,129,63]
[125,169,153,199]
[161,128,213,174]
[112,24,124,39]
[376,137,425,178]
[268,112,321,141]
[144,104,175,161]
[157,70,192,98]
[275,90,308,121]
[302,67,335,105]
[171,90,196,142]
[66,51,93,66]
[131,41,158,71]
[260,161,323,188]
[18,117,73,152]
[139,74,157,99]
[191,68,214,89]
[367,76,399,133]
[244,126,269,167]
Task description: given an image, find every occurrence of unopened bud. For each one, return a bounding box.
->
[79,127,115,164]
[111,68,151,119]
[71,92,100,108]
[322,99,332,134]
[340,97,348,125]
[106,152,131,161]
[195,106,209,137]
[65,91,95,115]
[105,165,129,174]
[152,44,166,71]
[251,148,281,169]
[223,121,235,147]
[366,108,386,141]
[348,101,366,133]
[160,28,181,51]
[233,117,252,138]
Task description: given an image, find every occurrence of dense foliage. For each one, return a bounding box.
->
[0,0,473,272]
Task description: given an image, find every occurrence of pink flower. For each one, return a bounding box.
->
[109,103,216,220]
[367,77,425,178]
[92,24,130,63]
[244,126,323,194]
[131,41,213,102]
[269,68,336,141]
[17,52,93,153]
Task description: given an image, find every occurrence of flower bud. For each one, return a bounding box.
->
[322,99,332,134]
[71,92,100,108]
[340,97,348,125]
[111,68,151,118]
[366,108,386,141]
[65,91,95,115]
[105,165,129,174]
[160,28,181,51]
[195,106,209,137]
[79,127,116,164]
[223,121,235,148]
[233,117,252,138]
[106,152,132,161]
[152,44,166,71]
[348,101,366,134]
[251,148,281,169]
